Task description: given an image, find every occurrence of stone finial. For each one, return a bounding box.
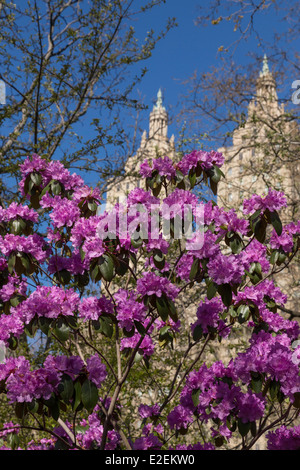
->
[260,54,270,77]
[153,88,165,111]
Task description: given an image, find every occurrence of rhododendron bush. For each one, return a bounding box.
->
[0,151,299,451]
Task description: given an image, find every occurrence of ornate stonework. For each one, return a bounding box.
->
[217,55,299,221]
[106,89,176,209]
[217,56,300,313]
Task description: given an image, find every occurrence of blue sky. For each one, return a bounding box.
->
[128,0,299,141]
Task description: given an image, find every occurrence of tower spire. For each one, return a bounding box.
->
[153,88,165,111]
[260,54,270,77]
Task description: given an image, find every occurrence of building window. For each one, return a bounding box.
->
[239,165,243,174]
[239,153,243,161]
[252,175,257,182]
[137,179,140,188]
[228,193,233,202]
[228,167,232,176]
[126,182,129,191]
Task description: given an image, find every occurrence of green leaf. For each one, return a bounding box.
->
[54,322,70,342]
[270,250,279,265]
[7,253,16,274]
[40,179,54,198]
[82,379,98,413]
[134,321,146,337]
[189,258,199,281]
[99,254,114,282]
[51,180,63,195]
[226,232,243,254]
[99,316,114,338]
[252,216,267,243]
[207,281,217,300]
[30,172,42,187]
[30,191,41,209]
[191,388,201,407]
[156,296,169,322]
[15,402,27,419]
[188,170,197,189]
[45,395,60,421]
[58,374,74,404]
[270,380,281,401]
[152,182,162,197]
[292,392,300,409]
[73,381,82,412]
[217,284,232,307]
[90,263,101,283]
[8,335,18,350]
[39,317,52,336]
[11,218,26,235]
[237,304,250,324]
[250,373,263,394]
[168,298,178,322]
[153,250,165,270]
[238,419,251,437]
[87,201,98,212]
[192,324,203,342]
[270,210,282,236]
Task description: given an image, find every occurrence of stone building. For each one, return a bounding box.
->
[105,88,176,209]
[217,55,299,222]
[217,55,299,314]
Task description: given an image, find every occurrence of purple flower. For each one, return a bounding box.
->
[162,189,198,219]
[0,275,27,302]
[243,189,287,215]
[240,239,270,273]
[207,252,244,285]
[237,391,265,423]
[40,194,80,228]
[270,224,296,253]
[79,296,114,321]
[0,233,51,263]
[120,332,155,357]
[44,355,84,380]
[0,202,39,223]
[115,290,147,332]
[127,188,159,208]
[177,150,224,175]
[153,156,176,179]
[86,354,107,387]
[167,405,193,431]
[191,297,229,338]
[267,425,300,450]
[139,159,153,178]
[136,271,179,301]
[133,433,162,450]
[138,403,160,419]
[12,285,80,325]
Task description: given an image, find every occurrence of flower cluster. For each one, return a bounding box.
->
[140,155,176,180]
[0,151,298,452]
[267,425,300,450]
[0,203,39,224]
[177,150,224,175]
[137,272,179,301]
[243,189,287,215]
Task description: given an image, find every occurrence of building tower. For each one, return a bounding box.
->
[106,88,176,208]
[217,55,299,220]
[217,55,299,312]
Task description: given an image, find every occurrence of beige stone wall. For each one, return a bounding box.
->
[217,62,300,313]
